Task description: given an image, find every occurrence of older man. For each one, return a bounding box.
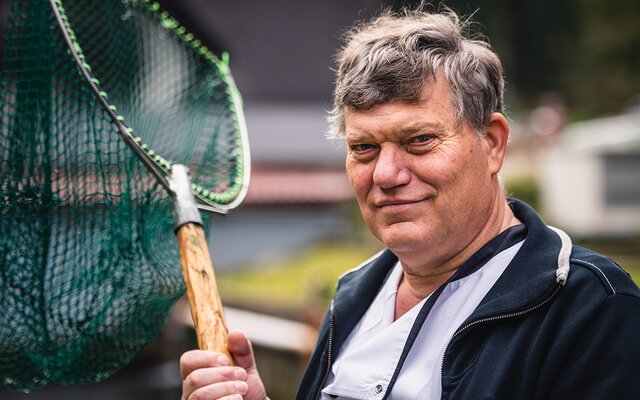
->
[180,8,640,400]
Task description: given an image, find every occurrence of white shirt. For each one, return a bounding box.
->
[321,240,524,400]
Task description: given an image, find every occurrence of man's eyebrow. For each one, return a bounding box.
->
[344,131,372,143]
[345,121,443,142]
[398,121,442,135]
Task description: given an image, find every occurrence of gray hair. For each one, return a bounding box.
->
[328,8,505,138]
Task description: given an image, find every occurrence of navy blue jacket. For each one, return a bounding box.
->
[296,199,640,399]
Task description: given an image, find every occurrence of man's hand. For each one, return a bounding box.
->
[180,330,268,400]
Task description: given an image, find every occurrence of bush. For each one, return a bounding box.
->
[506,175,541,210]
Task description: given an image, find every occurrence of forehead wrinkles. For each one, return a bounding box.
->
[344,106,448,145]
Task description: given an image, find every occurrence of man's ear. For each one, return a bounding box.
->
[482,112,510,175]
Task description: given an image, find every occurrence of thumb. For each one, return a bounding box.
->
[227,329,257,372]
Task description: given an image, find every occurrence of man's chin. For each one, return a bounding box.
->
[377,223,428,253]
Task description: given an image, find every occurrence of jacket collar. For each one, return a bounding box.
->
[470,198,565,319]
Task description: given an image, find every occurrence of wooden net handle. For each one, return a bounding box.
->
[176,222,232,361]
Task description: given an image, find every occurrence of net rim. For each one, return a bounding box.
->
[49,0,251,213]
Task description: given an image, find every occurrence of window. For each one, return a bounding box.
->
[603,152,640,206]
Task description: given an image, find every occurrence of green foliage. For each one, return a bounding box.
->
[567,0,640,117]
[505,175,541,211]
[217,244,381,314]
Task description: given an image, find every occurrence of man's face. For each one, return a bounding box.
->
[344,77,500,267]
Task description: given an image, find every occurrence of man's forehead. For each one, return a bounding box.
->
[345,80,454,126]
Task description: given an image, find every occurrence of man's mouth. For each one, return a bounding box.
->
[375,198,424,211]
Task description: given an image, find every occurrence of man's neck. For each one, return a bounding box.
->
[395,197,521,319]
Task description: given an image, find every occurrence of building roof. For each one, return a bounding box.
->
[558,112,640,152]
[244,168,353,205]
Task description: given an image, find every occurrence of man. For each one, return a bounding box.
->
[180,8,640,400]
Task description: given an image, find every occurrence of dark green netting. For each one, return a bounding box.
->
[0,0,247,391]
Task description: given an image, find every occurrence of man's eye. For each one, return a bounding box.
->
[411,134,432,143]
[405,134,436,154]
[350,143,374,152]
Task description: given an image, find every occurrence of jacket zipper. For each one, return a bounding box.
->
[440,283,563,384]
[315,302,335,400]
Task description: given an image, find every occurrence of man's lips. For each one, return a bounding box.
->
[374,198,425,209]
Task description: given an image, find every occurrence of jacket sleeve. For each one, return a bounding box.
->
[545,293,640,399]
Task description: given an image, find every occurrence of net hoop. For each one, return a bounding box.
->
[50,0,251,214]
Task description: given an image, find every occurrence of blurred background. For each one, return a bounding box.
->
[1,0,639,398]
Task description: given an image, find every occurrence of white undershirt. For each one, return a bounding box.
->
[321,240,524,400]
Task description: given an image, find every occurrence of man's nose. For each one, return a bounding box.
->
[372,144,411,189]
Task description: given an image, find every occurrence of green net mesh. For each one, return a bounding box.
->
[0,0,248,391]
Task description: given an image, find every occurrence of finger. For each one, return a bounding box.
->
[219,396,244,400]
[183,367,247,398]
[180,350,231,379]
[188,380,248,400]
[227,330,257,372]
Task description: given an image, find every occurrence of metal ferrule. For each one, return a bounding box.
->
[169,164,203,231]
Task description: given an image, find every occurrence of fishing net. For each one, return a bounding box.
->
[0,0,249,391]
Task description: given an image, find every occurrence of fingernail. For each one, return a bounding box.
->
[216,355,230,366]
[235,381,248,394]
[234,369,246,380]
